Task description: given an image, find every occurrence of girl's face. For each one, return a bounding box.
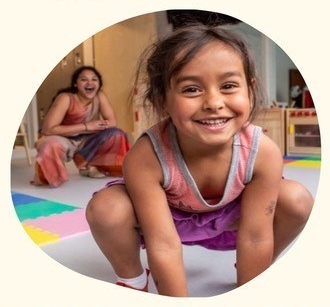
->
[165,41,251,150]
[75,69,100,100]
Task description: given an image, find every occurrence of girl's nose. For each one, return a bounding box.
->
[203,93,225,111]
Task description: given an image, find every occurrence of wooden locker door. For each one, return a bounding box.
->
[36,44,84,129]
[254,108,285,155]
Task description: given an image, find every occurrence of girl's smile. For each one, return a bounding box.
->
[193,116,231,134]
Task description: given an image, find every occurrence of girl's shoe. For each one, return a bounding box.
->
[79,166,106,178]
[116,269,150,292]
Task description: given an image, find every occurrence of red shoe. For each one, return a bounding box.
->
[116,269,150,292]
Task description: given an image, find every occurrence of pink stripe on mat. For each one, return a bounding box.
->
[24,209,90,238]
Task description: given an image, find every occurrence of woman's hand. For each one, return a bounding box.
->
[85,119,111,131]
[98,90,118,126]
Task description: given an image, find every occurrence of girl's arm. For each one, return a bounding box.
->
[236,133,283,286]
[98,90,117,127]
[42,93,86,136]
[123,136,189,297]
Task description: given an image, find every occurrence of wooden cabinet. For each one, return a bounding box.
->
[253,108,321,157]
[285,108,320,156]
[253,108,285,155]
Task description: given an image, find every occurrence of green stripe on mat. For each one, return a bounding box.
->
[15,201,78,221]
[283,155,321,161]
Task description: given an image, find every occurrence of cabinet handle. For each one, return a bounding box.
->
[288,124,294,134]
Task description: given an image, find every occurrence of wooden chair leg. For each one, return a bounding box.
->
[16,123,32,166]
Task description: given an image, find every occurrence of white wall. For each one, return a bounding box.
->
[276,44,297,102]
[226,21,297,105]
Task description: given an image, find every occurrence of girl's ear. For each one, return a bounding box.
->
[250,78,256,90]
[250,100,253,111]
[249,78,256,109]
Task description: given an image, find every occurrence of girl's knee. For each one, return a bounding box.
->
[86,185,134,228]
[85,192,107,225]
[278,180,314,223]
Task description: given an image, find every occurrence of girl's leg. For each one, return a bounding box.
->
[273,179,314,260]
[85,184,144,279]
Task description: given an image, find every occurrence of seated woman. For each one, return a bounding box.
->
[32,66,130,188]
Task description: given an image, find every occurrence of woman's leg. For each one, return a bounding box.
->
[85,184,144,279]
[273,179,314,260]
[74,128,130,176]
[34,135,74,187]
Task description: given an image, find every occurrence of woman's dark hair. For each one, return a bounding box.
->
[53,65,103,99]
[134,24,266,123]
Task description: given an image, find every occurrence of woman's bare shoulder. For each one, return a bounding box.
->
[52,92,71,107]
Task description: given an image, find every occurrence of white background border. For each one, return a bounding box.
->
[1,1,329,306]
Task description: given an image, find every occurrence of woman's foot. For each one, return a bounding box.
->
[79,166,106,178]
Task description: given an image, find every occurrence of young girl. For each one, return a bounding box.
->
[86,25,314,296]
[33,66,130,188]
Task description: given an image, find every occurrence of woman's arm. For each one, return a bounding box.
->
[42,93,87,136]
[236,133,283,286]
[123,136,189,297]
[98,90,117,127]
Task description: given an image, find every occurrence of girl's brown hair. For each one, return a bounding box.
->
[134,24,266,123]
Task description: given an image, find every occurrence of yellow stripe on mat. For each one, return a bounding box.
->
[22,223,60,245]
[286,160,321,168]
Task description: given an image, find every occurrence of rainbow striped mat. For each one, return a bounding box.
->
[283,156,321,168]
[11,191,90,246]
[11,155,319,246]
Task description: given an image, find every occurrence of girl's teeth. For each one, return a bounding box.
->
[200,119,226,125]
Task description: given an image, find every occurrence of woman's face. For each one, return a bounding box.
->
[75,69,100,100]
[165,41,251,151]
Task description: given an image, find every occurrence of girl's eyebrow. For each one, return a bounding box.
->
[175,71,244,84]
[174,75,200,84]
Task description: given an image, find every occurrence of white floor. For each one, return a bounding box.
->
[10,149,321,297]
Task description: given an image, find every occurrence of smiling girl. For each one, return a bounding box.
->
[33,66,130,188]
[86,25,313,296]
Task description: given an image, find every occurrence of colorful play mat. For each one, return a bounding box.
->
[283,156,321,168]
[11,191,90,246]
[11,156,319,246]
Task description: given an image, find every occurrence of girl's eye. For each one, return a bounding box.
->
[221,83,238,91]
[181,86,201,95]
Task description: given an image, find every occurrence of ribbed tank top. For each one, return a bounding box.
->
[144,119,262,213]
